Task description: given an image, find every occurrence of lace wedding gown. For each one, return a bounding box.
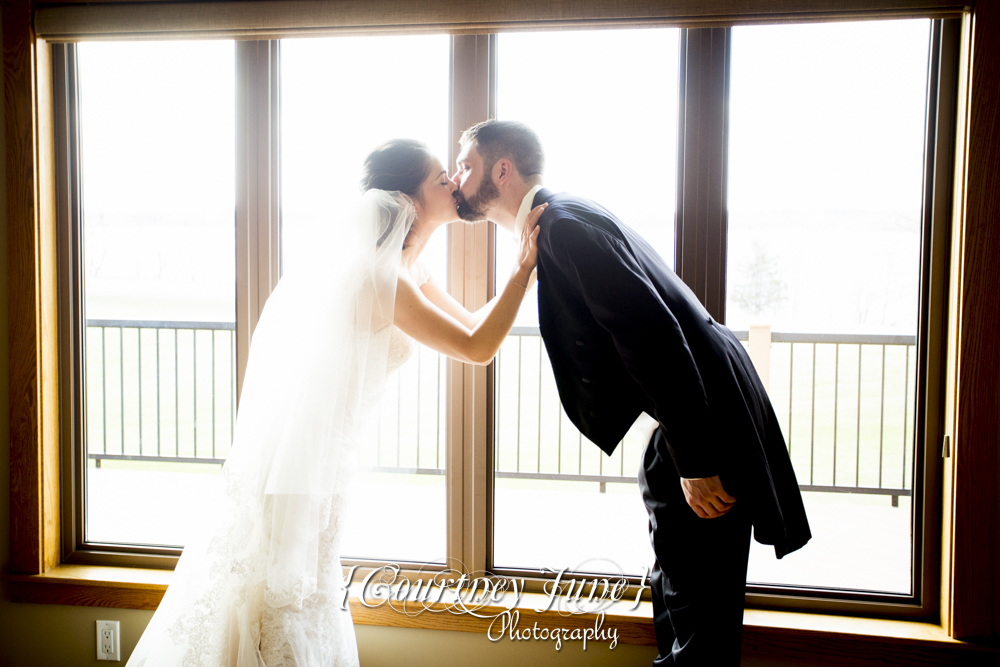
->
[127,191,421,667]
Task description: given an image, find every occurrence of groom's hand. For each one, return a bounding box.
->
[680,475,736,519]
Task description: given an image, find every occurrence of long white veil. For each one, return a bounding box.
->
[127,190,415,666]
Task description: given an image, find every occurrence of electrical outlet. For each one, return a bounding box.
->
[96,620,120,661]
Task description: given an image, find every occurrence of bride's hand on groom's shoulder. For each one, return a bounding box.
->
[514,203,546,283]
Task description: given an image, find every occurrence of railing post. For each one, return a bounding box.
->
[748,324,771,393]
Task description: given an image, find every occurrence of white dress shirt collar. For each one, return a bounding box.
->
[514,184,544,238]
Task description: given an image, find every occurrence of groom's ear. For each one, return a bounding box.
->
[494,157,514,185]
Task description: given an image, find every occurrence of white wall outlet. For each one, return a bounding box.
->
[96,620,121,661]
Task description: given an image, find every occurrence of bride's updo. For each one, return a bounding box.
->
[360,139,433,201]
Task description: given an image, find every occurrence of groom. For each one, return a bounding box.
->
[451,120,811,665]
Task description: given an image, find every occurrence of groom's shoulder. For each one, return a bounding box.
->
[537,189,603,214]
[536,189,625,242]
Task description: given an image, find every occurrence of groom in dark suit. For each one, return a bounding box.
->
[451,120,810,664]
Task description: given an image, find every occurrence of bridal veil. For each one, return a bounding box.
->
[126,190,415,666]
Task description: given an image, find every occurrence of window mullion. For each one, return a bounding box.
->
[446,34,496,575]
[235,40,281,403]
[53,41,85,565]
[675,27,731,323]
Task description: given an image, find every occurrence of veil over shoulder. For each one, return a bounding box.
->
[126,190,415,667]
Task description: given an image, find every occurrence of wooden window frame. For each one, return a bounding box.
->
[5,0,999,660]
[46,37,285,570]
[483,18,955,623]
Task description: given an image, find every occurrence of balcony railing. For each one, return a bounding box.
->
[85,319,236,467]
[85,320,915,505]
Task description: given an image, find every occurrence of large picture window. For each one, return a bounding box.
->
[280,34,451,565]
[76,40,236,549]
[727,19,931,595]
[53,16,953,617]
[492,28,680,576]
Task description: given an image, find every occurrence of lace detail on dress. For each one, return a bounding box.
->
[410,259,432,287]
[156,475,359,667]
[259,494,357,667]
[385,260,430,374]
[386,328,414,375]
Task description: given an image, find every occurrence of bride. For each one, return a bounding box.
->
[126,139,544,666]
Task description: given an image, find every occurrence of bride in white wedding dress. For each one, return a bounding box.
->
[126,139,543,666]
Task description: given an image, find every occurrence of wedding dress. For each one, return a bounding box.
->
[127,190,417,667]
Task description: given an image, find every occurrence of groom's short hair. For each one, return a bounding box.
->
[460,120,544,178]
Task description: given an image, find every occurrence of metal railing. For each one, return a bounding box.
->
[493,327,916,506]
[85,320,916,505]
[85,319,236,467]
[737,328,916,505]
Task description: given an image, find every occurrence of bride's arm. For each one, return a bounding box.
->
[393,206,543,365]
[416,204,545,329]
[418,279,498,329]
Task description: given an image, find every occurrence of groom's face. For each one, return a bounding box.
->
[452,143,499,222]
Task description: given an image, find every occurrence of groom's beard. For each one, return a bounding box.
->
[455,177,500,222]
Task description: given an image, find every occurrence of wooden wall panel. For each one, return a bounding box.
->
[3,0,43,576]
[4,1,61,577]
[949,0,1000,641]
[35,35,61,574]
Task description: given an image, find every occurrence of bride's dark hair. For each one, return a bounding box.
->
[360,139,433,202]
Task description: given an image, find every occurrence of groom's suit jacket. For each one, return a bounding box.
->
[533,188,810,558]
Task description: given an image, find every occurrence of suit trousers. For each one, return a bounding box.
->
[638,428,752,665]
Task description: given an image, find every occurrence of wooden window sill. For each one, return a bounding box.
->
[5,565,997,664]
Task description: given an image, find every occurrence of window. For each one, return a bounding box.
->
[492,28,680,575]
[728,20,931,596]
[75,41,236,549]
[280,34,451,564]
[484,18,947,615]
[47,14,956,618]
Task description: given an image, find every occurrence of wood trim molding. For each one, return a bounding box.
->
[4,565,172,610]
[6,0,1000,649]
[920,16,961,636]
[35,32,61,576]
[3,0,41,575]
[947,0,1000,641]
[3,0,62,576]
[4,566,995,665]
[32,0,969,42]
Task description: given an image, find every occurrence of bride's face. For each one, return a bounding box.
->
[413,157,460,228]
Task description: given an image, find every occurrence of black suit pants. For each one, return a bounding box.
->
[639,428,752,665]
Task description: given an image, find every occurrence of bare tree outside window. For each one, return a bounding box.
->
[731,241,787,320]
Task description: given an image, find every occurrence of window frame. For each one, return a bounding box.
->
[725,18,956,618]
[36,7,967,610]
[5,0,998,647]
[45,16,958,600]
[49,39,285,569]
[480,19,956,621]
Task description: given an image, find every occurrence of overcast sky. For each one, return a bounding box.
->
[78,19,930,334]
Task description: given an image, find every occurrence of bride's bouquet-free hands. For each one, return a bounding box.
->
[509,203,545,291]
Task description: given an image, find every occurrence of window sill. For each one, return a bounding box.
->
[4,565,995,665]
